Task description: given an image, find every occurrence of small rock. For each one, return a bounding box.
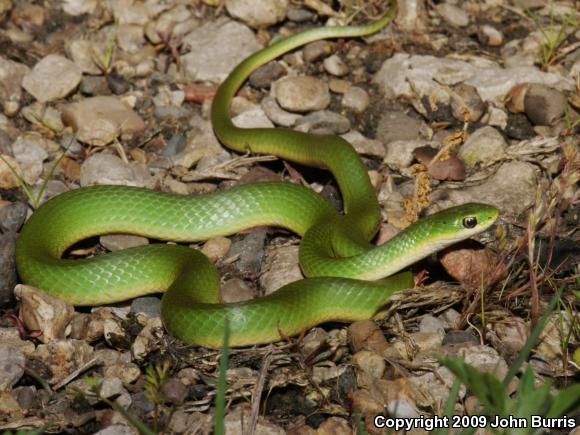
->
[524,83,567,126]
[458,126,507,168]
[224,405,285,435]
[340,131,385,158]
[21,103,64,133]
[130,297,161,318]
[131,317,164,360]
[317,417,351,435]
[34,339,94,385]
[419,315,446,337]
[323,54,349,77]
[352,350,386,379]
[261,96,302,127]
[433,160,538,215]
[395,0,428,32]
[80,153,151,187]
[491,317,528,355]
[225,0,288,28]
[93,425,135,435]
[80,75,111,96]
[172,115,230,169]
[0,391,22,419]
[273,76,330,112]
[438,308,461,330]
[342,86,370,113]
[384,139,434,169]
[201,237,232,262]
[0,56,30,116]
[182,18,262,82]
[0,328,35,355]
[0,232,17,305]
[0,154,22,189]
[537,312,574,360]
[259,244,301,294]
[376,111,429,145]
[12,386,36,409]
[100,376,125,399]
[67,39,102,75]
[303,40,333,63]
[11,133,52,185]
[435,3,470,27]
[249,61,286,88]
[478,25,503,47]
[228,229,267,276]
[103,362,141,384]
[22,54,81,102]
[0,344,25,391]
[161,378,188,405]
[61,96,146,146]
[299,328,329,357]
[413,145,466,181]
[450,84,485,122]
[443,330,479,346]
[349,320,389,356]
[439,243,496,289]
[295,110,350,134]
[386,399,420,418]
[373,53,574,103]
[232,105,274,129]
[100,234,149,251]
[14,284,75,343]
[221,278,254,303]
[144,4,199,44]
[409,365,463,410]
[287,7,315,23]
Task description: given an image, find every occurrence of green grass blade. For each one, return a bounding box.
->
[502,288,562,387]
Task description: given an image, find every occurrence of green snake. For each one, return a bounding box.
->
[15,2,499,348]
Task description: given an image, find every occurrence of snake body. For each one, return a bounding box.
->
[15,2,499,347]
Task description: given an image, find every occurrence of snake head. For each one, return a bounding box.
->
[425,203,499,244]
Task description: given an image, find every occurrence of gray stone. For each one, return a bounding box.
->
[323,54,349,77]
[61,96,146,146]
[0,201,27,233]
[376,111,429,145]
[435,3,469,27]
[130,297,161,318]
[432,161,538,216]
[458,126,507,168]
[373,54,574,103]
[22,54,81,102]
[0,56,30,116]
[0,232,17,306]
[80,153,151,187]
[295,110,350,134]
[342,86,370,113]
[0,344,25,391]
[182,18,261,83]
[273,76,330,112]
[225,0,288,28]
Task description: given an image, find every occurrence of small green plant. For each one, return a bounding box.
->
[144,360,173,433]
[433,288,579,435]
[521,1,579,67]
[0,139,72,209]
[91,22,118,74]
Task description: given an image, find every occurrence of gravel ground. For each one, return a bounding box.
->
[0,0,578,434]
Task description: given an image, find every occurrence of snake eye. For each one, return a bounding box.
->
[462,216,477,229]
